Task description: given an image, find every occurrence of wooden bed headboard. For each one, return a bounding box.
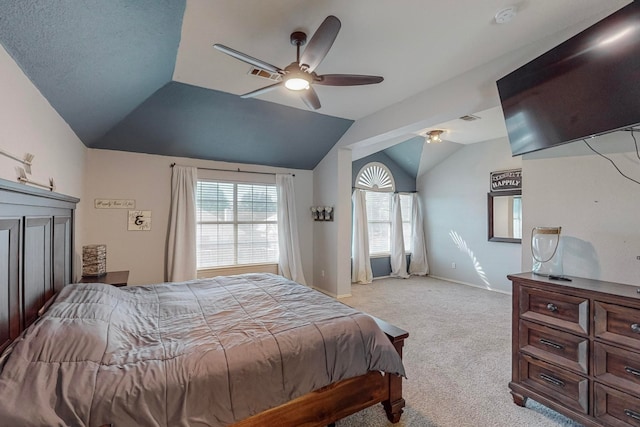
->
[0,179,78,353]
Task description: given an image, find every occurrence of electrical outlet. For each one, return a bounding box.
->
[321,270,325,277]
[451,262,456,269]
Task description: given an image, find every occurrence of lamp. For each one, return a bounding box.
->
[425,130,444,144]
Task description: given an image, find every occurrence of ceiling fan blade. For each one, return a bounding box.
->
[314,74,384,86]
[240,82,283,98]
[300,86,321,110]
[299,16,341,72]
[213,44,283,74]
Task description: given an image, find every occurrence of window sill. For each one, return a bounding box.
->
[197,263,278,278]
[368,252,412,259]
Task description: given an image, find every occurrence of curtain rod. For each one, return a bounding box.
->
[170,163,294,177]
[351,187,417,193]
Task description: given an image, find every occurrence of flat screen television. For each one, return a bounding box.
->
[497,1,640,156]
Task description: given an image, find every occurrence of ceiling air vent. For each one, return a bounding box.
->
[248,67,282,82]
[459,114,481,122]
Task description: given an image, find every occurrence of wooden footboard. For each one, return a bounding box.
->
[233,316,408,427]
[374,316,409,423]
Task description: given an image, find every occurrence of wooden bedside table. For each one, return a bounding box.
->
[80,270,129,287]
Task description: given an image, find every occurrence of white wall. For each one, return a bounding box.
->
[311,14,617,296]
[522,131,640,286]
[83,149,314,286]
[312,147,352,297]
[418,138,522,293]
[0,43,87,280]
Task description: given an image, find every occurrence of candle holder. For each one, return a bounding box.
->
[531,227,562,277]
[311,206,334,221]
[82,244,107,277]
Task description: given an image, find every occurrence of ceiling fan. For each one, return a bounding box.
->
[213,15,383,110]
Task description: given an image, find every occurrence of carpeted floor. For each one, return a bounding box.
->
[335,276,584,427]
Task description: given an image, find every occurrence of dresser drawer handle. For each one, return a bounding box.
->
[624,409,640,421]
[539,338,564,350]
[546,303,559,313]
[632,323,640,334]
[625,366,640,377]
[539,373,565,387]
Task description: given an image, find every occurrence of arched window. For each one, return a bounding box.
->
[355,162,411,254]
[354,162,395,192]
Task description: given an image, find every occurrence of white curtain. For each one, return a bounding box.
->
[390,193,409,278]
[409,193,429,275]
[351,189,373,284]
[276,174,307,285]
[167,165,198,282]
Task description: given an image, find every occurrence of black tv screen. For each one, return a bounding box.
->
[497,2,640,156]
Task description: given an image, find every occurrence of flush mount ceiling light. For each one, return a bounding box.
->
[425,130,445,144]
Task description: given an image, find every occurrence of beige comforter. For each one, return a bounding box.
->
[0,273,405,426]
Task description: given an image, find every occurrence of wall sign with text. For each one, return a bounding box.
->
[95,199,135,209]
[490,169,522,191]
[128,210,152,231]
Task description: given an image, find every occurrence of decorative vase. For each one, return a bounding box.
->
[531,227,562,276]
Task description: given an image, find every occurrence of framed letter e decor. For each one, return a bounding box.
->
[128,210,152,231]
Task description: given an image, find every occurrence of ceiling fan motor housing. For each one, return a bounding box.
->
[290,31,307,46]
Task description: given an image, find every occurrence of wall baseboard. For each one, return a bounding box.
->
[428,275,512,296]
[313,286,351,299]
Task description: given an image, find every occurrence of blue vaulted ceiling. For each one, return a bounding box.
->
[0,0,185,144]
[383,137,424,179]
[97,82,352,170]
[0,1,353,170]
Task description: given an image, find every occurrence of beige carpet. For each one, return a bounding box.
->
[336,276,584,427]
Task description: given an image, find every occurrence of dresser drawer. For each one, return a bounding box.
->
[519,287,589,336]
[519,320,588,374]
[518,354,588,414]
[594,383,640,427]
[594,342,640,395]
[595,302,640,352]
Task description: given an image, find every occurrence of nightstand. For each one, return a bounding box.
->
[80,270,129,287]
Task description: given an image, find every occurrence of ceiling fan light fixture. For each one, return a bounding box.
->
[285,76,310,91]
[426,130,444,144]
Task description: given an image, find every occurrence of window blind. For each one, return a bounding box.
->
[196,181,278,269]
[365,191,412,255]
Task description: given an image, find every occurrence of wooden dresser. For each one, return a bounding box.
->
[508,273,640,427]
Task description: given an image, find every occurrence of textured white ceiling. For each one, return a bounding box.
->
[173,0,630,122]
[421,106,509,145]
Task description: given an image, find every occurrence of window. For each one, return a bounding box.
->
[196,181,278,269]
[355,162,412,256]
[365,191,412,255]
[512,196,522,239]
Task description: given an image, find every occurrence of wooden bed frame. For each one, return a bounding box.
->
[0,179,78,354]
[232,317,408,427]
[0,178,408,426]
